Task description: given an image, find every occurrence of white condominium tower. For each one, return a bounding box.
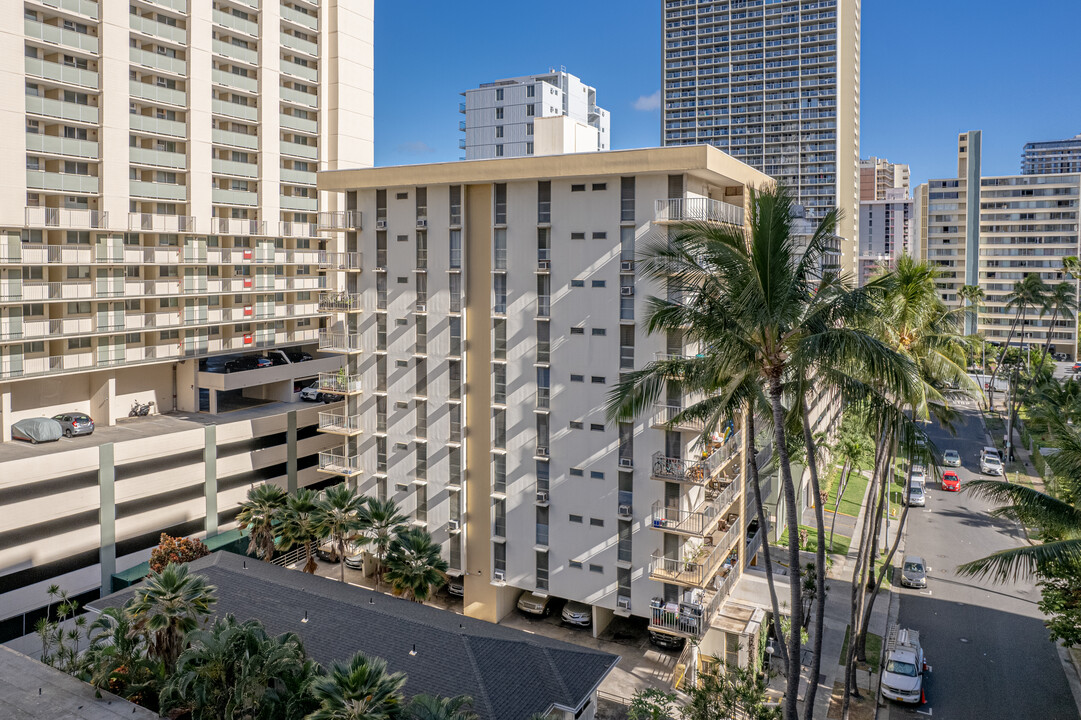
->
[459,70,610,160]
[661,0,861,273]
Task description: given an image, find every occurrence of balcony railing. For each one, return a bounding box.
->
[318,210,362,230]
[129,213,196,233]
[318,331,364,353]
[649,476,740,536]
[648,522,741,588]
[25,207,107,230]
[650,433,741,484]
[318,411,363,436]
[318,292,363,313]
[655,197,744,226]
[649,566,737,639]
[318,251,363,270]
[318,451,362,477]
[214,217,266,236]
[650,404,706,432]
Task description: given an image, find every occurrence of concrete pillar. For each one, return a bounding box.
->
[90,371,116,427]
[208,389,218,414]
[98,443,115,594]
[176,359,198,413]
[592,605,615,639]
[287,410,298,492]
[204,426,218,537]
[0,384,10,442]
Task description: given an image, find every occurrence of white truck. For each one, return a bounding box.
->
[880,625,928,704]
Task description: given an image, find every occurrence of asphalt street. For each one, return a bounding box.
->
[889,402,1078,720]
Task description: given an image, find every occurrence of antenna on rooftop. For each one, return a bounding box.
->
[301,610,309,624]
[409,644,417,656]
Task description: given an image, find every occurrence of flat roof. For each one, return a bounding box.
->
[0,645,157,719]
[318,145,771,193]
[91,553,619,720]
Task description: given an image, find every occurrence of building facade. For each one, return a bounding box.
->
[661,0,861,274]
[860,156,909,200]
[1022,133,1081,176]
[919,131,1081,351]
[0,0,374,639]
[459,71,610,160]
[858,189,912,285]
[319,146,782,655]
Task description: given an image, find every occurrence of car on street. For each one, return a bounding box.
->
[881,627,926,704]
[561,601,592,627]
[517,591,553,616]
[943,449,961,467]
[910,469,926,487]
[648,629,686,650]
[941,470,961,492]
[1073,361,1081,373]
[900,556,928,588]
[907,481,926,507]
[52,412,94,438]
[980,446,1003,475]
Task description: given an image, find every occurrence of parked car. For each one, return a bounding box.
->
[648,629,686,650]
[344,552,364,570]
[900,556,928,588]
[315,544,342,563]
[516,591,553,617]
[446,578,464,597]
[880,627,926,704]
[266,349,293,366]
[300,382,341,403]
[907,481,926,507]
[1072,361,1081,373]
[910,469,926,487]
[941,470,961,492]
[285,350,313,363]
[226,355,272,372]
[199,356,231,373]
[561,601,592,627]
[980,446,1003,476]
[11,417,63,444]
[52,412,94,438]
[942,449,961,467]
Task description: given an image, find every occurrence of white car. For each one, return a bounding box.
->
[943,449,961,467]
[907,482,926,507]
[300,383,341,403]
[981,454,1003,476]
[910,469,926,486]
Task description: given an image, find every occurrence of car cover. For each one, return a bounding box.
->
[13,417,64,443]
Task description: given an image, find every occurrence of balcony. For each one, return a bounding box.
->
[279,220,319,238]
[317,371,361,395]
[27,170,98,194]
[650,404,707,432]
[131,146,186,169]
[213,8,258,36]
[281,5,318,31]
[280,86,317,108]
[318,411,362,436]
[650,435,740,485]
[648,477,740,537]
[25,207,106,230]
[131,47,186,76]
[318,292,362,313]
[131,112,185,138]
[128,213,195,232]
[648,569,737,640]
[25,17,100,54]
[130,80,186,108]
[318,451,362,478]
[648,522,741,588]
[129,13,186,43]
[280,31,317,58]
[131,180,187,202]
[318,211,362,230]
[25,57,98,90]
[212,217,264,236]
[318,330,364,354]
[654,197,745,226]
[26,95,99,124]
[25,132,98,159]
[212,38,257,65]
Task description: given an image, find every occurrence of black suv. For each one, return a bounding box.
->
[225,355,272,373]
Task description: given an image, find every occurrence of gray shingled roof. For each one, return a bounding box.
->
[91,553,618,720]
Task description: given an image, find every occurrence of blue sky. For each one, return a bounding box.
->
[373,1,1081,187]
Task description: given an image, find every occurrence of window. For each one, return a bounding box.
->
[570,232,585,240]
[570,374,584,382]
[592,183,607,191]
[592,232,607,239]
[526,142,534,154]
[396,192,408,200]
[590,471,605,479]
[591,377,606,384]
[590,423,605,431]
[569,515,583,523]
[569,467,584,477]
[68,337,91,350]
[395,359,408,368]
[526,104,535,117]
[591,328,606,336]
[590,518,604,527]
[592,280,606,288]
[495,126,503,138]
[495,144,504,157]
[571,280,584,288]
[569,421,583,429]
[526,122,534,135]
[589,564,603,574]
[571,184,586,192]
[569,560,583,569]
[526,85,535,98]
[495,88,504,101]
[495,107,503,120]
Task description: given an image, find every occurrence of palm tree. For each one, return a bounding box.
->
[1037,281,1078,365]
[405,695,479,720]
[606,184,914,720]
[307,652,406,720]
[126,563,216,673]
[80,602,164,709]
[319,483,366,583]
[987,274,1049,408]
[237,483,288,562]
[384,527,450,602]
[359,498,407,583]
[278,488,327,574]
[958,283,984,335]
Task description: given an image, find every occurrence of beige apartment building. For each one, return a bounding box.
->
[0,0,373,641]
[918,131,1081,351]
[860,156,909,201]
[318,145,833,674]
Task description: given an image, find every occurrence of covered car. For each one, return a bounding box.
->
[11,417,64,444]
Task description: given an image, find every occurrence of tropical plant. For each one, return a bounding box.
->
[404,694,479,720]
[35,586,87,674]
[987,273,1049,409]
[149,533,211,573]
[306,652,406,720]
[358,498,408,583]
[627,687,678,720]
[958,283,985,334]
[1036,281,1078,364]
[606,184,915,720]
[237,483,288,562]
[318,483,366,583]
[160,614,321,720]
[277,488,327,574]
[680,658,782,720]
[80,602,164,709]
[1035,558,1081,647]
[126,562,216,673]
[384,527,450,602]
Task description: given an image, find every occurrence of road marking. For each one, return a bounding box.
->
[919,590,932,595]
[917,708,933,716]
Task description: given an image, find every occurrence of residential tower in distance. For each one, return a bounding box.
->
[1022,133,1081,175]
[858,156,912,285]
[459,70,610,160]
[860,156,910,200]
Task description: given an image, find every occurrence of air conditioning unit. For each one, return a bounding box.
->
[621,286,635,296]
[415,303,427,313]
[619,457,633,469]
[617,596,631,610]
[376,219,388,230]
[618,503,633,519]
[620,260,635,272]
[493,569,506,582]
[417,218,428,229]
[536,446,549,457]
[536,490,550,503]
[538,260,550,270]
[448,519,460,532]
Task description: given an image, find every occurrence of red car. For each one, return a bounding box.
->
[941,471,961,492]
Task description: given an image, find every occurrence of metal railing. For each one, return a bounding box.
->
[655,197,745,226]
[651,404,706,432]
[318,292,363,313]
[318,210,362,230]
[650,433,740,483]
[318,451,362,475]
[318,331,364,353]
[649,538,727,587]
[318,251,363,270]
[318,411,363,435]
[649,498,720,537]
[129,213,196,232]
[25,207,107,229]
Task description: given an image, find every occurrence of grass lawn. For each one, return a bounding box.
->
[839,626,883,674]
[779,524,852,556]
[825,467,870,518]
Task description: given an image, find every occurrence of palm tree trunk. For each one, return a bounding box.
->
[828,459,851,554]
[988,305,1024,409]
[339,537,347,583]
[747,412,791,671]
[1039,306,1060,366]
[857,482,913,658]
[800,394,827,720]
[857,441,892,661]
[849,438,888,691]
[768,375,801,720]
